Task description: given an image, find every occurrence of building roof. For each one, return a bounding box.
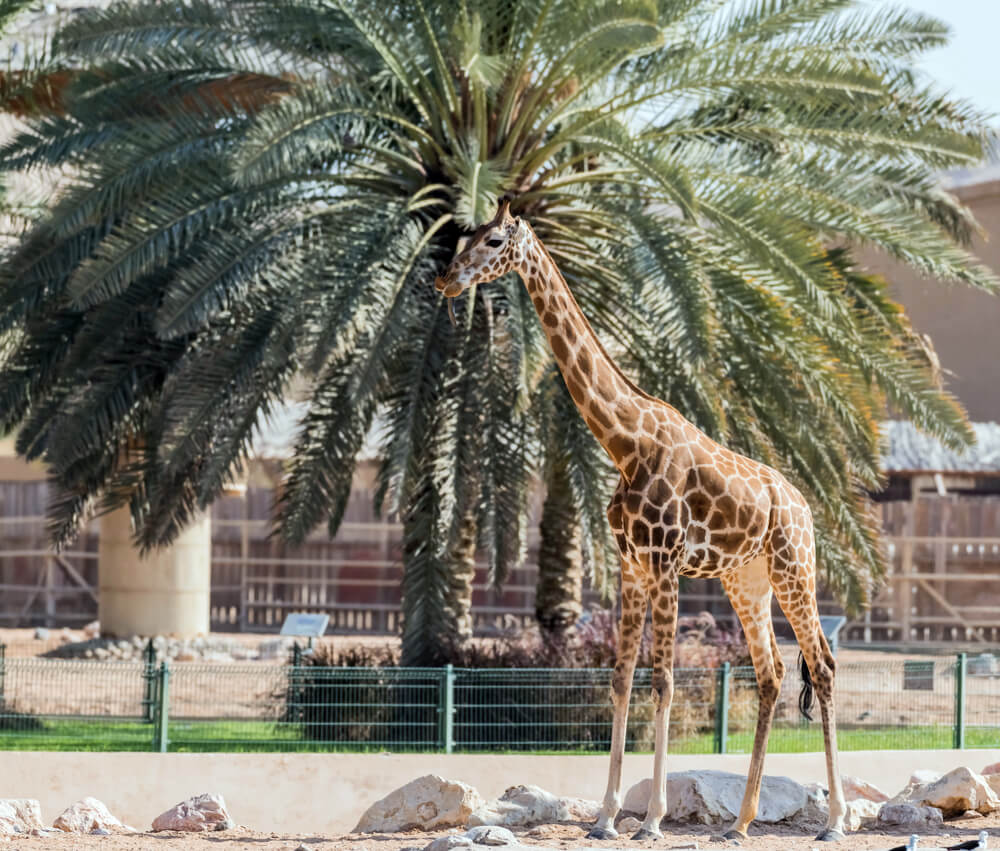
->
[942,138,1000,190]
[253,405,1000,475]
[251,400,382,462]
[881,420,1000,474]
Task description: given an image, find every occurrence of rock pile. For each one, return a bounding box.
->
[355,763,1000,839]
[43,634,296,663]
[890,766,999,819]
[0,793,234,836]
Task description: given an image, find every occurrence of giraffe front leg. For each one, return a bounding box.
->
[588,577,646,840]
[633,571,677,841]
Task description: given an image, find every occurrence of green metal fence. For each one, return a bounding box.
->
[0,650,997,753]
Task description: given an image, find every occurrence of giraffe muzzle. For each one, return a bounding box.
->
[434,276,464,298]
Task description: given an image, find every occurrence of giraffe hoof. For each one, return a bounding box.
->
[631,828,662,841]
[814,828,845,842]
[586,827,619,841]
[722,829,747,841]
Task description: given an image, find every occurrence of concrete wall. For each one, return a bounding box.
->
[857,178,1000,423]
[4,750,999,834]
[98,507,211,637]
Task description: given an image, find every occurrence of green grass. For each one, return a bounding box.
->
[0,717,997,753]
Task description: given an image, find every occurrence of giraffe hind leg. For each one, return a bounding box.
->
[771,557,846,841]
[719,557,784,840]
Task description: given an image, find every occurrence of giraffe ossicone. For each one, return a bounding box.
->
[437,198,848,843]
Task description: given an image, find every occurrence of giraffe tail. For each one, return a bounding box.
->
[797,652,814,721]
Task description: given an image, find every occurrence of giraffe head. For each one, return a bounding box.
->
[435,198,527,297]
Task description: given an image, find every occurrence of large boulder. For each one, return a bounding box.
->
[469,785,596,828]
[354,775,484,833]
[0,800,44,835]
[152,793,233,832]
[623,771,807,825]
[53,798,127,833]
[891,767,999,818]
[877,803,944,829]
[841,776,889,803]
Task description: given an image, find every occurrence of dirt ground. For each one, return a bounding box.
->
[8,816,1000,851]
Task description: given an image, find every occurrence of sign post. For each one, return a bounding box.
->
[280,612,330,651]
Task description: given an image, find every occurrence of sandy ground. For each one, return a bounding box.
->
[0,628,945,664]
[9,816,1000,851]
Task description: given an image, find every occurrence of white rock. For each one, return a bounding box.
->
[561,797,600,821]
[354,776,484,833]
[876,802,943,829]
[624,771,807,825]
[892,766,999,817]
[465,825,517,845]
[616,816,642,833]
[425,837,474,851]
[82,620,100,638]
[53,798,125,833]
[33,627,50,640]
[843,798,882,831]
[151,793,233,832]
[468,785,568,827]
[0,800,44,835]
[985,774,1000,799]
[841,776,889,803]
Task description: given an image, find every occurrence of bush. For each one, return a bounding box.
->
[282,609,750,750]
[0,701,43,732]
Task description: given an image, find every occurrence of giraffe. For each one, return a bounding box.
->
[435,199,847,843]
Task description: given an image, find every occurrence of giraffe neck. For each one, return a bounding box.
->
[518,228,648,472]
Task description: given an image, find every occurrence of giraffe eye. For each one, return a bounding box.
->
[485,238,503,247]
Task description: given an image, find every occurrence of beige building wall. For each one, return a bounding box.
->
[858,178,1000,423]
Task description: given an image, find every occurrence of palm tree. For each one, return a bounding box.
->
[0,0,994,663]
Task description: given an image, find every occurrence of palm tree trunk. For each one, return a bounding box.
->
[400,485,477,666]
[444,508,477,645]
[536,464,583,634]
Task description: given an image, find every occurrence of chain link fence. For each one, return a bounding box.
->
[0,645,997,753]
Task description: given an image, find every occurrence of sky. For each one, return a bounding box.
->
[902,0,1000,123]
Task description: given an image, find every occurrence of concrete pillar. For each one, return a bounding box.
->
[98,507,211,637]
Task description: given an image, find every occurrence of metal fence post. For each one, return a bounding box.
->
[287,643,303,724]
[714,662,730,754]
[142,639,157,723]
[439,665,455,754]
[954,653,966,750]
[153,661,170,753]
[0,643,6,710]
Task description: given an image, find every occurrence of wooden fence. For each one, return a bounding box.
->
[2,477,999,645]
